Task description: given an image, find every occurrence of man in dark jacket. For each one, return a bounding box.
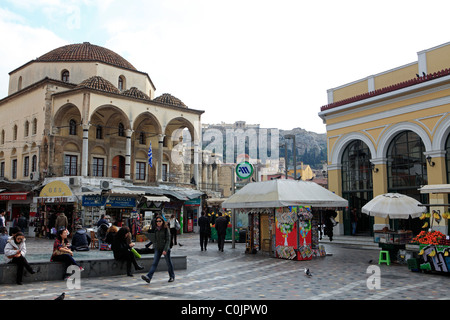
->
[198,211,211,251]
[215,212,228,252]
[71,225,91,251]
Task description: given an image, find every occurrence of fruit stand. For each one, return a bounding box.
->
[373,229,413,262]
[407,230,450,273]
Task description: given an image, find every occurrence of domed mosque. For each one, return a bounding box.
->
[1,41,206,201]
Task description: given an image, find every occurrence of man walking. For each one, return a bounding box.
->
[198,211,211,251]
[215,212,228,252]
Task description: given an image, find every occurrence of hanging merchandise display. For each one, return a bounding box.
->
[222,180,348,261]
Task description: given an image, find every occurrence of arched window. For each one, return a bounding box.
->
[24,121,29,137]
[341,140,373,235]
[342,140,373,192]
[118,123,125,137]
[69,119,77,135]
[387,130,427,191]
[13,125,17,141]
[387,130,428,234]
[32,118,37,135]
[118,76,125,91]
[32,155,37,172]
[61,70,70,82]
[139,132,146,145]
[96,125,103,139]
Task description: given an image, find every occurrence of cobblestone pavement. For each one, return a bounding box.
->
[0,233,448,301]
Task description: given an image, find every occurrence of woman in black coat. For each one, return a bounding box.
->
[111,226,143,276]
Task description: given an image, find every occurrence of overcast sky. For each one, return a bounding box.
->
[1,0,449,133]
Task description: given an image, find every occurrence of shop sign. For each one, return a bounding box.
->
[34,196,76,203]
[185,197,201,206]
[82,195,136,208]
[39,180,73,197]
[0,192,28,201]
[236,161,254,179]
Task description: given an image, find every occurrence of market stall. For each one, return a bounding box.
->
[406,184,450,273]
[221,180,348,260]
[362,193,426,262]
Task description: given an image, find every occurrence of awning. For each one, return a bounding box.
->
[419,184,450,194]
[0,192,30,200]
[145,195,170,202]
[207,198,227,205]
[222,180,348,209]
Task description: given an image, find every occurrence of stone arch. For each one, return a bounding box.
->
[53,103,82,137]
[377,122,432,159]
[432,114,450,152]
[330,132,376,165]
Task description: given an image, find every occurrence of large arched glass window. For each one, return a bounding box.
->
[387,130,427,193]
[342,140,373,192]
[341,140,373,235]
[387,130,428,234]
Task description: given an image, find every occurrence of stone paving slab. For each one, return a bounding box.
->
[0,233,448,302]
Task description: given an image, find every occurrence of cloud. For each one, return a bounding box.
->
[0,8,67,97]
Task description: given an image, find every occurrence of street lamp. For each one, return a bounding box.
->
[285,134,296,179]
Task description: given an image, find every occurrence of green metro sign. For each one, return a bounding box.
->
[236,161,254,179]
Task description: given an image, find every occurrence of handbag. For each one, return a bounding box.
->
[130,247,141,259]
[175,220,181,231]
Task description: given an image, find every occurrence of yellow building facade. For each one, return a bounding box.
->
[319,42,450,236]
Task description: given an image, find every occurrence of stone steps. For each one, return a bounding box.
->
[319,235,379,250]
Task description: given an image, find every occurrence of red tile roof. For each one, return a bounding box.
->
[153,93,187,108]
[320,68,450,112]
[36,42,136,71]
[76,76,120,94]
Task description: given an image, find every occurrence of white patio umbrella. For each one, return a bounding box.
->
[361,193,426,219]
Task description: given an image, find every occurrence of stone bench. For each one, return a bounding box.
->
[0,254,187,284]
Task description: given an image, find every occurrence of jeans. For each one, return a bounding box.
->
[9,256,34,284]
[146,249,175,280]
[52,254,80,279]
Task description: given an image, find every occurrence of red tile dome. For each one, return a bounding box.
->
[153,93,187,108]
[76,76,120,94]
[36,42,136,71]
[122,87,151,100]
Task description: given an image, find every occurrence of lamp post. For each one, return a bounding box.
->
[285,134,296,179]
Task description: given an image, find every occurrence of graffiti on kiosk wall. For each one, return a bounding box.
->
[420,245,450,272]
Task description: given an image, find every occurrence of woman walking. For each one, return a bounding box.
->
[4,232,37,284]
[141,216,175,284]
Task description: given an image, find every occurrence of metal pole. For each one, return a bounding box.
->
[284,144,288,179]
[293,135,296,179]
[231,165,236,249]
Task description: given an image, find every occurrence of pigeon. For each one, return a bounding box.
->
[54,292,65,300]
[304,268,312,277]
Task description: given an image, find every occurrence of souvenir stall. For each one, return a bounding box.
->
[33,180,78,237]
[222,180,348,260]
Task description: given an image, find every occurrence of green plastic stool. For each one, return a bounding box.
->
[379,250,390,265]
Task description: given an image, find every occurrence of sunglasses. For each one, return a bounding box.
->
[156,220,163,223]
